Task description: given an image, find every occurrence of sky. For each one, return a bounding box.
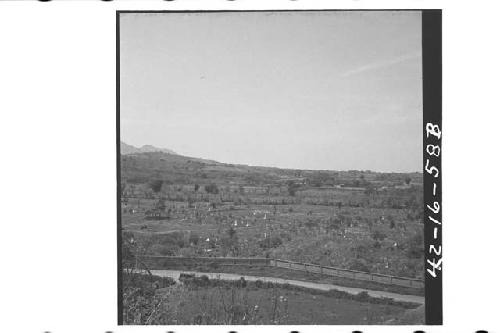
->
[120,11,422,172]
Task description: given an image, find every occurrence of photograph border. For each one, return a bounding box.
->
[422,9,442,325]
[116,9,442,325]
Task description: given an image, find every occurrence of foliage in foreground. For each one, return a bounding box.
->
[123,273,290,325]
[122,273,418,325]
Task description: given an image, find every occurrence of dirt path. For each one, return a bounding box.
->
[149,269,424,305]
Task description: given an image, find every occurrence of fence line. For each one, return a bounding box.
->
[138,255,424,289]
[269,259,424,289]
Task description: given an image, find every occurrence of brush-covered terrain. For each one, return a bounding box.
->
[120,145,424,279]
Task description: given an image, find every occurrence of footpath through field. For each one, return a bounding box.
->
[149,269,425,305]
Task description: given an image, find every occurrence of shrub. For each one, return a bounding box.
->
[189,232,200,245]
[238,277,247,288]
[149,179,164,193]
[259,236,283,249]
[348,259,370,272]
[208,262,220,270]
[204,183,219,194]
[406,232,424,259]
[371,229,387,241]
[287,181,299,196]
[355,291,371,302]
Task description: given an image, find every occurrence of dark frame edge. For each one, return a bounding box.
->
[422,9,443,325]
[116,11,123,326]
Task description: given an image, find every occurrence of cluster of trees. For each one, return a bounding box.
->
[148,179,221,196]
[220,227,239,256]
[286,181,300,197]
[204,183,219,195]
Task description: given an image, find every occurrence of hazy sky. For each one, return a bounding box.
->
[120,11,422,172]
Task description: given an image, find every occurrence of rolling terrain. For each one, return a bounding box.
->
[120,143,424,324]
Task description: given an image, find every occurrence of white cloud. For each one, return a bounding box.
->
[341,51,421,77]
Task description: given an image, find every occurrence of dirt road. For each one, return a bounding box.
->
[149,269,425,305]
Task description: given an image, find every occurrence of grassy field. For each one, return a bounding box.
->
[123,272,418,325]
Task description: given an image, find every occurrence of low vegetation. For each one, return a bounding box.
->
[120,150,425,324]
[123,272,417,325]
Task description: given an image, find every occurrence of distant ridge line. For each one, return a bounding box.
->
[120,141,177,155]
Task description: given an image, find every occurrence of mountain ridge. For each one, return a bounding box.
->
[120,141,177,155]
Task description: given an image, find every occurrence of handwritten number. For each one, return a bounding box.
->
[425,159,439,178]
[427,201,440,214]
[426,144,441,157]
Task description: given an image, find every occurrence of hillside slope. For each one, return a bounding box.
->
[121,141,177,155]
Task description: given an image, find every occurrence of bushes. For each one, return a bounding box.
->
[153,232,186,248]
[123,272,419,325]
[371,229,387,241]
[208,261,220,270]
[259,236,283,250]
[204,183,219,194]
[150,244,177,256]
[286,181,300,196]
[406,232,424,259]
[149,179,164,193]
[348,259,370,272]
[124,272,176,292]
[183,276,248,289]
[189,232,200,245]
[351,243,370,259]
[354,291,370,302]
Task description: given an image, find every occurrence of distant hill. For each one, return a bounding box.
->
[119,142,423,187]
[121,141,177,155]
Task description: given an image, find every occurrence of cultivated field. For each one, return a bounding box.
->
[120,150,424,324]
[121,151,424,278]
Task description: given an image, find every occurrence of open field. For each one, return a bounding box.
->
[122,151,424,279]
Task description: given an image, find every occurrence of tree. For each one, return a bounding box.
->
[194,184,200,192]
[188,232,200,245]
[121,231,135,267]
[149,179,163,193]
[187,196,194,208]
[287,180,299,197]
[221,227,239,256]
[121,183,128,197]
[155,197,167,211]
[204,183,219,194]
[405,177,412,185]
[364,184,376,196]
[407,232,424,259]
[227,226,237,239]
